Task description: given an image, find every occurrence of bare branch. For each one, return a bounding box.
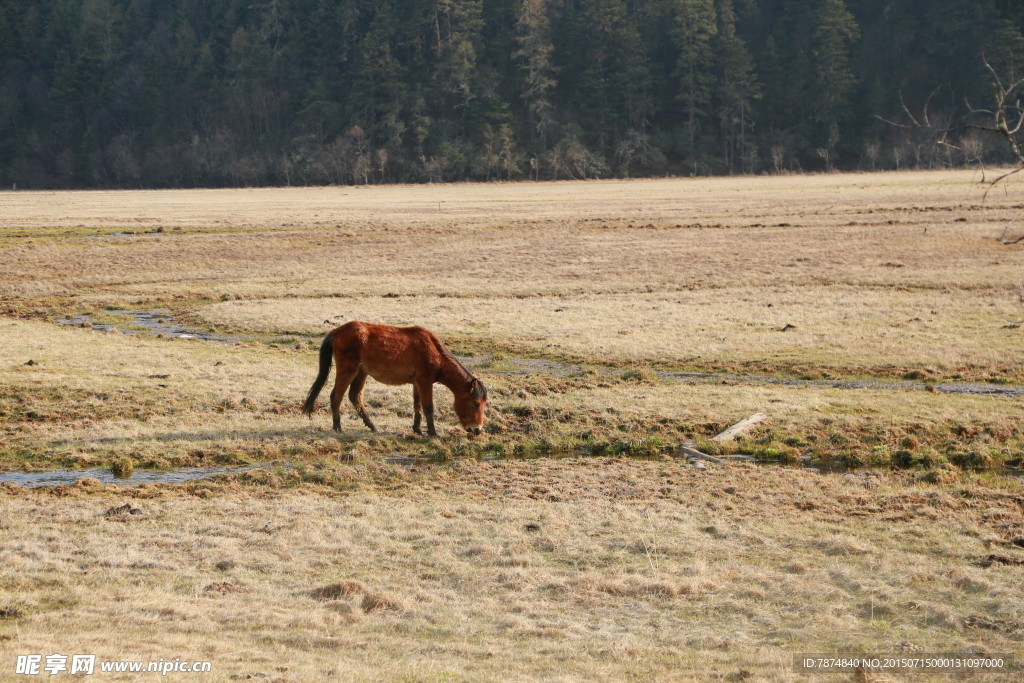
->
[1007,78,1024,97]
[965,123,1006,134]
[1011,110,1024,136]
[965,95,995,116]
[992,282,1024,324]
[897,91,923,128]
[920,85,945,129]
[983,54,1005,93]
[982,166,1024,204]
[872,114,913,130]
[872,114,973,134]
[879,88,974,135]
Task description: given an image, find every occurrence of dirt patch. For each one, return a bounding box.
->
[977,554,1024,568]
[310,581,366,600]
[204,582,246,594]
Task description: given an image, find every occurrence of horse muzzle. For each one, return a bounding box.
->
[466,426,482,436]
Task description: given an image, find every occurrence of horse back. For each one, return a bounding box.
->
[330,321,448,386]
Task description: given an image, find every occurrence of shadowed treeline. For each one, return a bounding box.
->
[1,0,1024,187]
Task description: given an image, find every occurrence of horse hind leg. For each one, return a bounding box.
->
[348,368,377,432]
[331,360,361,432]
[329,386,342,432]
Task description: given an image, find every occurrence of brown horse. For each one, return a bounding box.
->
[302,321,487,437]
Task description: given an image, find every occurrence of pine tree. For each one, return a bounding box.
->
[556,0,650,162]
[514,0,557,146]
[433,0,484,116]
[804,0,858,169]
[349,2,407,147]
[714,0,759,173]
[988,18,1024,84]
[757,34,784,132]
[811,0,859,126]
[669,0,716,174]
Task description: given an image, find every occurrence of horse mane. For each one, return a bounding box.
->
[471,376,487,399]
[435,336,486,398]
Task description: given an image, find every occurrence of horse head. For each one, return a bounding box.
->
[454,377,487,435]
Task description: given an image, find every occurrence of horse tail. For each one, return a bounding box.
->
[302,333,335,415]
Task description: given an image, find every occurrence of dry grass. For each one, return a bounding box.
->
[4,170,1024,381]
[3,317,1024,471]
[196,286,1024,379]
[0,172,1021,301]
[3,171,1024,679]
[1,463,1023,681]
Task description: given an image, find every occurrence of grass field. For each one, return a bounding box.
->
[2,171,1024,680]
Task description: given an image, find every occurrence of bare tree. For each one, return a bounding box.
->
[880,58,1024,243]
[769,144,785,174]
[421,155,452,183]
[966,57,1024,167]
[891,139,905,171]
[959,130,987,180]
[614,130,665,178]
[543,135,606,180]
[375,148,389,183]
[882,58,1024,185]
[864,141,880,171]
[107,133,140,187]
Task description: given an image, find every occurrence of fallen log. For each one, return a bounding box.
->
[677,443,725,464]
[710,413,769,442]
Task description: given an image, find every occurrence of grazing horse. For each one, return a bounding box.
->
[302,321,487,437]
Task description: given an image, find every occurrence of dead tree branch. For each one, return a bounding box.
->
[876,56,1024,193]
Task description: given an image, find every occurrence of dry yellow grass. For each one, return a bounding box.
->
[197,286,1024,377]
[3,316,1023,471]
[0,171,1006,233]
[3,171,1024,680]
[1,462,1023,682]
[0,171,1021,301]
[4,170,1023,380]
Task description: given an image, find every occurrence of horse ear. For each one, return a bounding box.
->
[469,378,478,390]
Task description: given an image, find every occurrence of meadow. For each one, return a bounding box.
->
[1,171,1023,681]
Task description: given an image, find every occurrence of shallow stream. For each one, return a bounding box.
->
[23,310,1022,489]
[57,309,1024,398]
[0,465,259,488]
[3,454,1021,489]
[57,309,238,343]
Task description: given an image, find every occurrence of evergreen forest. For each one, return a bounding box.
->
[1,0,1024,188]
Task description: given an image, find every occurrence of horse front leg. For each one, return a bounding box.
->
[418,381,438,438]
[412,386,423,436]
